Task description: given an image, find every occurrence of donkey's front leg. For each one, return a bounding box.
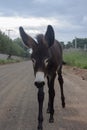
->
[37,86,44,130]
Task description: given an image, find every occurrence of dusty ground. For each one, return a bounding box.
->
[0,61,87,130]
[63,65,87,81]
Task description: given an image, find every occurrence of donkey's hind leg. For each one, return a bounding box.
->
[58,66,65,108]
[47,73,56,123]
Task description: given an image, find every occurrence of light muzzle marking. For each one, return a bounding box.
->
[34,71,45,83]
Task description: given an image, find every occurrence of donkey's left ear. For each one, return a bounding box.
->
[19,27,37,51]
[45,25,55,47]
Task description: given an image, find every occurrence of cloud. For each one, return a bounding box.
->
[0,16,59,39]
[0,0,87,43]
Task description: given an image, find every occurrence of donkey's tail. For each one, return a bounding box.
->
[62,61,66,65]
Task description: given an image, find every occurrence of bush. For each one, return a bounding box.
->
[0,59,21,65]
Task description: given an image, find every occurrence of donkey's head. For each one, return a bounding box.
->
[19,25,55,88]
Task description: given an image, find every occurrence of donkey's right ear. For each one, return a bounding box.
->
[19,27,37,51]
[45,25,55,47]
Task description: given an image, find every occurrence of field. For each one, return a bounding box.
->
[63,50,87,69]
[0,59,21,65]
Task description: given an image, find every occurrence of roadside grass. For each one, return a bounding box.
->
[0,59,21,65]
[63,50,87,69]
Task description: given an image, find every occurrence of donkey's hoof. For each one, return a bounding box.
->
[38,127,43,130]
[38,128,43,130]
[38,125,43,130]
[47,108,50,113]
[49,117,54,123]
[62,102,65,108]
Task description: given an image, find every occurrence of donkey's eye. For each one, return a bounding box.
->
[32,58,36,66]
[44,58,49,67]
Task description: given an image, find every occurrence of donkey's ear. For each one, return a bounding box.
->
[45,25,55,47]
[19,27,37,51]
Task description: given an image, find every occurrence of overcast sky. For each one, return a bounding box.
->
[0,0,87,43]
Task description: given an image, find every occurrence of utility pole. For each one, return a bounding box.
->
[75,37,77,49]
[84,44,87,51]
[6,29,13,38]
[6,29,13,59]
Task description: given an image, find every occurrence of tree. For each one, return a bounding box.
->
[66,38,87,49]
[72,38,87,49]
[13,38,25,49]
[0,30,26,58]
[13,38,29,57]
[60,42,65,49]
[65,41,73,49]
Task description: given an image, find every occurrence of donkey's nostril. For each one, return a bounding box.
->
[34,82,38,86]
[41,81,45,86]
[34,81,45,88]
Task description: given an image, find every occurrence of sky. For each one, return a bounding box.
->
[0,0,87,44]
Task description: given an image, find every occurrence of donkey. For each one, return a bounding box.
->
[19,25,65,130]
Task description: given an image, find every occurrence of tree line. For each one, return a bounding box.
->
[60,38,87,49]
[0,29,87,59]
[0,30,29,58]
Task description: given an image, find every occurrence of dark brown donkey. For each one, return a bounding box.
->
[19,25,65,130]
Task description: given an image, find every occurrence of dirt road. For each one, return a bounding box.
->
[0,61,87,130]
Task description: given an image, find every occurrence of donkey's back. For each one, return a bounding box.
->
[50,39,63,65]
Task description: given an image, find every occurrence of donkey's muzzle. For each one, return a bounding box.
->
[34,81,45,88]
[34,71,45,88]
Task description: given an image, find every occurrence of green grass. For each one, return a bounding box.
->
[0,59,21,65]
[63,50,87,69]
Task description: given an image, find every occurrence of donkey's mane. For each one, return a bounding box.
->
[36,34,44,44]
